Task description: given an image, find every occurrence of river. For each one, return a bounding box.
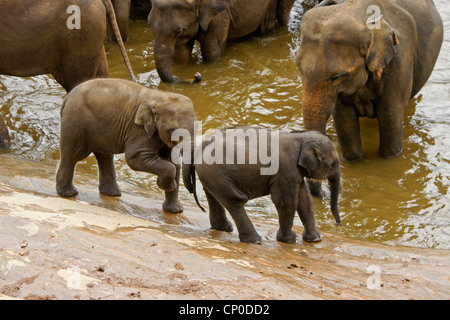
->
[0,0,448,249]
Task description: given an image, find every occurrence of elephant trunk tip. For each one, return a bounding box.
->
[162,72,202,85]
[192,72,202,83]
[175,72,201,84]
[328,174,341,227]
[331,206,341,226]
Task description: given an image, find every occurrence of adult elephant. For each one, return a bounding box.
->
[296,0,443,162]
[148,0,297,83]
[0,0,135,148]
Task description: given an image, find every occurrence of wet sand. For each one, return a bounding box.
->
[0,155,448,300]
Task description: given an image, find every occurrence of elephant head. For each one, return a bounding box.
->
[148,0,231,83]
[297,132,341,225]
[135,93,197,149]
[296,4,399,135]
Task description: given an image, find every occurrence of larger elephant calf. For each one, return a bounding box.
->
[56,78,198,214]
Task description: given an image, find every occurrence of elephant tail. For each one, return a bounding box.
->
[182,163,206,212]
[103,0,136,82]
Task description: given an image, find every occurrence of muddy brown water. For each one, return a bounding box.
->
[0,1,449,249]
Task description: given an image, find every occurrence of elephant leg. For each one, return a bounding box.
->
[94,152,121,196]
[224,202,261,243]
[297,180,321,242]
[378,115,404,158]
[198,12,229,62]
[198,176,257,242]
[173,39,195,64]
[377,96,407,158]
[333,100,365,162]
[95,47,109,79]
[56,156,81,197]
[377,62,413,158]
[259,0,277,34]
[125,146,177,192]
[204,188,233,232]
[54,47,108,92]
[162,165,183,213]
[0,114,11,149]
[277,0,296,26]
[56,125,91,196]
[54,64,95,92]
[270,182,297,243]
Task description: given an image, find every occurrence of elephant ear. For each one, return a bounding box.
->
[365,15,399,81]
[197,0,231,31]
[135,100,157,138]
[298,140,321,176]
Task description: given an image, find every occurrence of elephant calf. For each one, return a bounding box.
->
[56,78,197,213]
[183,128,341,243]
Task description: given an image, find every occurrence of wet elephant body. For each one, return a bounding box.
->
[56,78,198,214]
[296,0,444,161]
[0,0,134,92]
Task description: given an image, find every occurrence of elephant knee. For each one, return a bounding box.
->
[125,152,146,172]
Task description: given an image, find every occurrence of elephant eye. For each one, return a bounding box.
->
[330,71,350,83]
[175,28,186,37]
[333,159,339,167]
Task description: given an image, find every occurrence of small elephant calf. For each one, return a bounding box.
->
[56,78,197,213]
[183,128,341,243]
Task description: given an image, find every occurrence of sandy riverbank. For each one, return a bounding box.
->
[0,154,448,300]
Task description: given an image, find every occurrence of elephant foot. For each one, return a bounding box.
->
[210,218,233,232]
[379,146,402,159]
[302,228,322,242]
[239,232,262,244]
[276,229,297,243]
[57,184,78,197]
[342,150,366,162]
[99,183,121,197]
[163,198,183,213]
[99,189,122,197]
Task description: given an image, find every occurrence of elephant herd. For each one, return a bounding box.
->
[0,0,444,244]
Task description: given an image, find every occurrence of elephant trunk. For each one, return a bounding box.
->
[328,172,341,226]
[302,87,336,132]
[154,42,201,84]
